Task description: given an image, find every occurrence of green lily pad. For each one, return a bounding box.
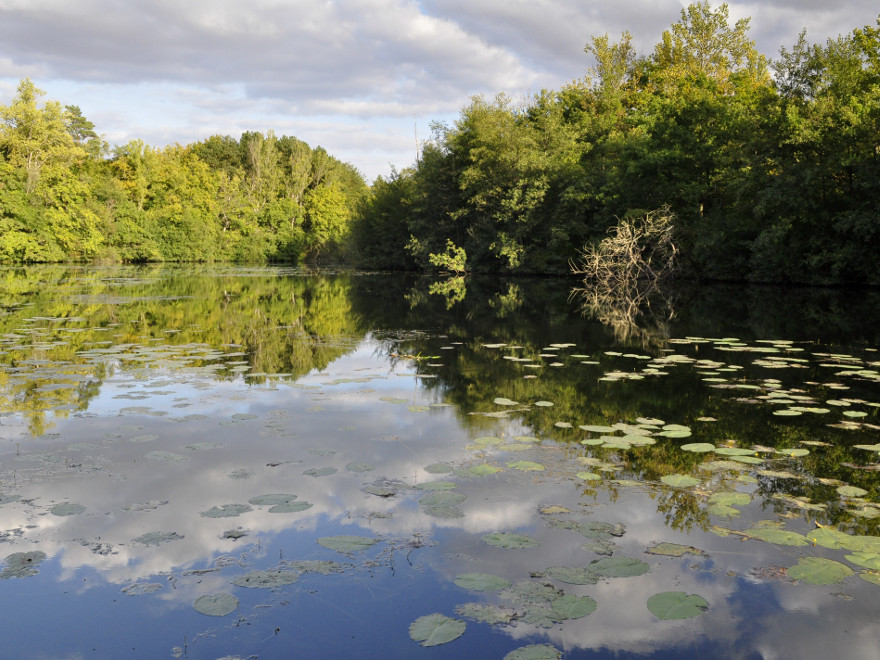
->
[681,443,715,453]
[455,603,516,625]
[859,570,880,585]
[132,531,184,545]
[550,594,597,619]
[483,532,540,549]
[409,613,466,647]
[745,527,809,546]
[503,644,562,660]
[424,462,454,474]
[838,485,869,498]
[453,573,511,591]
[420,492,466,508]
[579,425,617,433]
[534,401,554,407]
[200,504,252,518]
[193,593,239,616]
[269,500,313,513]
[248,494,298,506]
[456,464,502,477]
[845,552,880,570]
[576,471,601,481]
[646,542,707,558]
[317,536,379,553]
[544,565,599,585]
[494,397,519,406]
[345,462,375,472]
[776,448,810,457]
[0,551,47,579]
[303,466,337,477]
[788,557,853,584]
[647,591,709,619]
[414,481,458,491]
[509,461,545,472]
[51,503,86,516]
[232,570,299,588]
[807,526,856,549]
[590,556,650,578]
[660,474,700,488]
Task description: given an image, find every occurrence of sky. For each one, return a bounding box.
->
[1,0,878,182]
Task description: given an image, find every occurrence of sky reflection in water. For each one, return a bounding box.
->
[0,266,879,659]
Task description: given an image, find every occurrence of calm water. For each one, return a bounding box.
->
[0,266,879,659]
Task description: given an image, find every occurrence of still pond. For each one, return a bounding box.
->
[1,266,879,659]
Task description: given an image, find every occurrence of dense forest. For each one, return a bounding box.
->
[355,3,880,285]
[0,81,368,264]
[2,2,879,285]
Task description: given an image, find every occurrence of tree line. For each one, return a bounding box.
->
[0,80,368,264]
[353,2,880,285]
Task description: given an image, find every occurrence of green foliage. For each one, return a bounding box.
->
[428,239,467,273]
[0,80,366,265]
[353,5,880,285]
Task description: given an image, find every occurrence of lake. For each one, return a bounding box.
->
[1,265,879,659]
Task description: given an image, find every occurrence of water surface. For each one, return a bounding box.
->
[1,266,879,659]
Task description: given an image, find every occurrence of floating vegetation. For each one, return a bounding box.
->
[483,532,540,549]
[503,644,562,660]
[193,593,239,616]
[50,503,86,516]
[646,592,709,620]
[788,557,854,584]
[646,542,707,558]
[0,551,47,579]
[317,536,379,553]
[132,531,184,546]
[454,573,512,591]
[454,603,516,625]
[409,613,466,647]
[231,569,299,588]
[200,504,253,518]
[303,467,337,477]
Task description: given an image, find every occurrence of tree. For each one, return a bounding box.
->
[0,79,83,195]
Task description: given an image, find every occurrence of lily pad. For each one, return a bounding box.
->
[51,503,86,516]
[409,613,466,647]
[232,569,299,588]
[456,464,501,477]
[494,397,519,406]
[788,557,853,584]
[453,573,511,591]
[745,527,809,546]
[303,466,337,477]
[455,603,516,625]
[132,531,184,545]
[646,542,707,558]
[845,552,880,570]
[590,556,650,578]
[503,644,562,660]
[508,461,545,472]
[647,591,709,619]
[837,485,869,498]
[576,471,601,481]
[550,594,597,619]
[483,532,540,549]
[200,504,253,518]
[193,593,239,616]
[660,474,700,488]
[681,443,715,453]
[414,481,457,491]
[0,551,47,579]
[317,535,379,553]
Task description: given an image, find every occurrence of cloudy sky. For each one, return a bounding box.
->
[1,0,878,181]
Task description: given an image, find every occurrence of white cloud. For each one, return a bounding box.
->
[1,0,878,179]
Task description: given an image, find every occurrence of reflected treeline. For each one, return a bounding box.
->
[2,266,879,533]
[0,265,366,434]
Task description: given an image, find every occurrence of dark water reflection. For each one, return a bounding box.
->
[0,266,878,659]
